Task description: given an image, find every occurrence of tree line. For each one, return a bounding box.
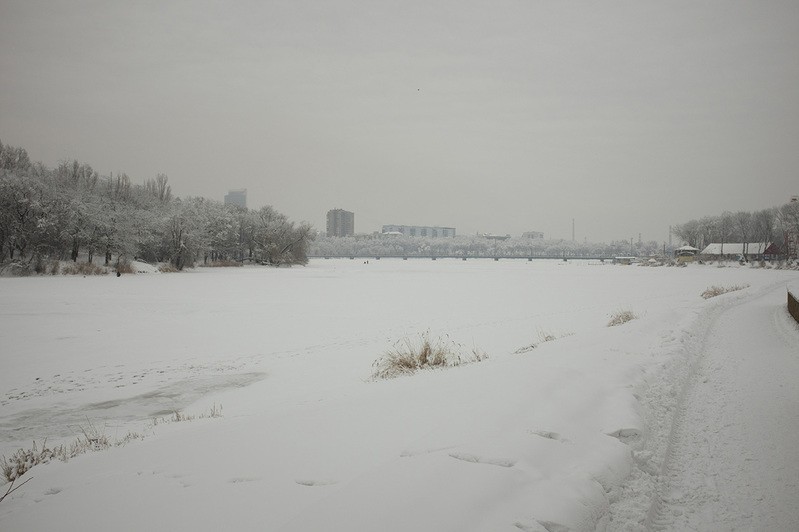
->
[312,234,662,259]
[671,204,799,253]
[0,141,314,270]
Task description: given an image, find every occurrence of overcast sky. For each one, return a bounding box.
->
[1,1,797,242]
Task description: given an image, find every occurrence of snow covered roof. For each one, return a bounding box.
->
[700,243,771,255]
[675,245,700,251]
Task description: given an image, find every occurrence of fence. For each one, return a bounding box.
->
[789,289,799,324]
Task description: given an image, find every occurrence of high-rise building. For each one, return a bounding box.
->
[224,189,247,209]
[327,209,355,237]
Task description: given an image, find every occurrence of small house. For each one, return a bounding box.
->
[699,242,779,261]
[674,245,699,263]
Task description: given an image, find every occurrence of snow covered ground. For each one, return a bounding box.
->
[0,259,797,531]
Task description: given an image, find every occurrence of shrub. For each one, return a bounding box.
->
[115,261,135,274]
[205,260,241,268]
[608,309,637,327]
[157,263,179,273]
[701,284,749,299]
[372,332,487,379]
[2,262,33,276]
[62,262,106,275]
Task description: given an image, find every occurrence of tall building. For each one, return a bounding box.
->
[327,209,355,237]
[381,225,456,238]
[224,189,247,209]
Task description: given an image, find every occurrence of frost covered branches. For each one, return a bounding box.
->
[673,205,795,254]
[0,140,314,271]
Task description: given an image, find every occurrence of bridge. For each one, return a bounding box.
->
[309,254,614,262]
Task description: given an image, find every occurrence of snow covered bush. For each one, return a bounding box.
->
[2,440,59,481]
[372,332,487,379]
[115,261,134,274]
[701,284,749,299]
[158,263,179,273]
[61,262,107,275]
[607,309,637,327]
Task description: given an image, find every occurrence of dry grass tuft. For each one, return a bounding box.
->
[2,405,223,483]
[372,332,487,379]
[701,284,749,299]
[157,263,179,273]
[607,309,637,327]
[514,329,573,354]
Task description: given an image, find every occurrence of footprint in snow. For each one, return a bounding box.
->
[228,477,259,484]
[449,453,516,468]
[530,430,571,443]
[606,428,641,444]
[537,520,571,532]
[295,479,337,487]
[399,445,454,458]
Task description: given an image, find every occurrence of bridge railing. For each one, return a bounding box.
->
[789,289,799,325]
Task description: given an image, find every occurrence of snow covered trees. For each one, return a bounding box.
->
[0,141,313,270]
[673,206,787,254]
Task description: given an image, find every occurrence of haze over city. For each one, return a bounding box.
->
[1,1,797,242]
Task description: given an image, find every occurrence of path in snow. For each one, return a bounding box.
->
[646,286,799,530]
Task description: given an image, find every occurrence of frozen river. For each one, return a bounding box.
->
[1,259,797,530]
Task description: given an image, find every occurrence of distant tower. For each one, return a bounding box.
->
[327,209,355,237]
[224,189,247,209]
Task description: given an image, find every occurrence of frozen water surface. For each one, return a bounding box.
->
[1,259,797,531]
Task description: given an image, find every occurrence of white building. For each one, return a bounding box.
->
[381,225,456,238]
[522,231,544,239]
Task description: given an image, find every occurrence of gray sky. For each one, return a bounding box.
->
[2,1,798,242]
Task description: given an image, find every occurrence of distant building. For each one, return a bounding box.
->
[327,209,355,237]
[522,231,544,239]
[381,225,456,238]
[224,189,247,209]
[482,233,511,241]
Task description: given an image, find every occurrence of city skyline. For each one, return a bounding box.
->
[2,1,798,243]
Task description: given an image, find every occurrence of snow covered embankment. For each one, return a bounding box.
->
[607,280,799,530]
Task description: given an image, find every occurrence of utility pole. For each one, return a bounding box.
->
[572,218,575,241]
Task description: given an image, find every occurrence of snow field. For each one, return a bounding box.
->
[0,259,796,531]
